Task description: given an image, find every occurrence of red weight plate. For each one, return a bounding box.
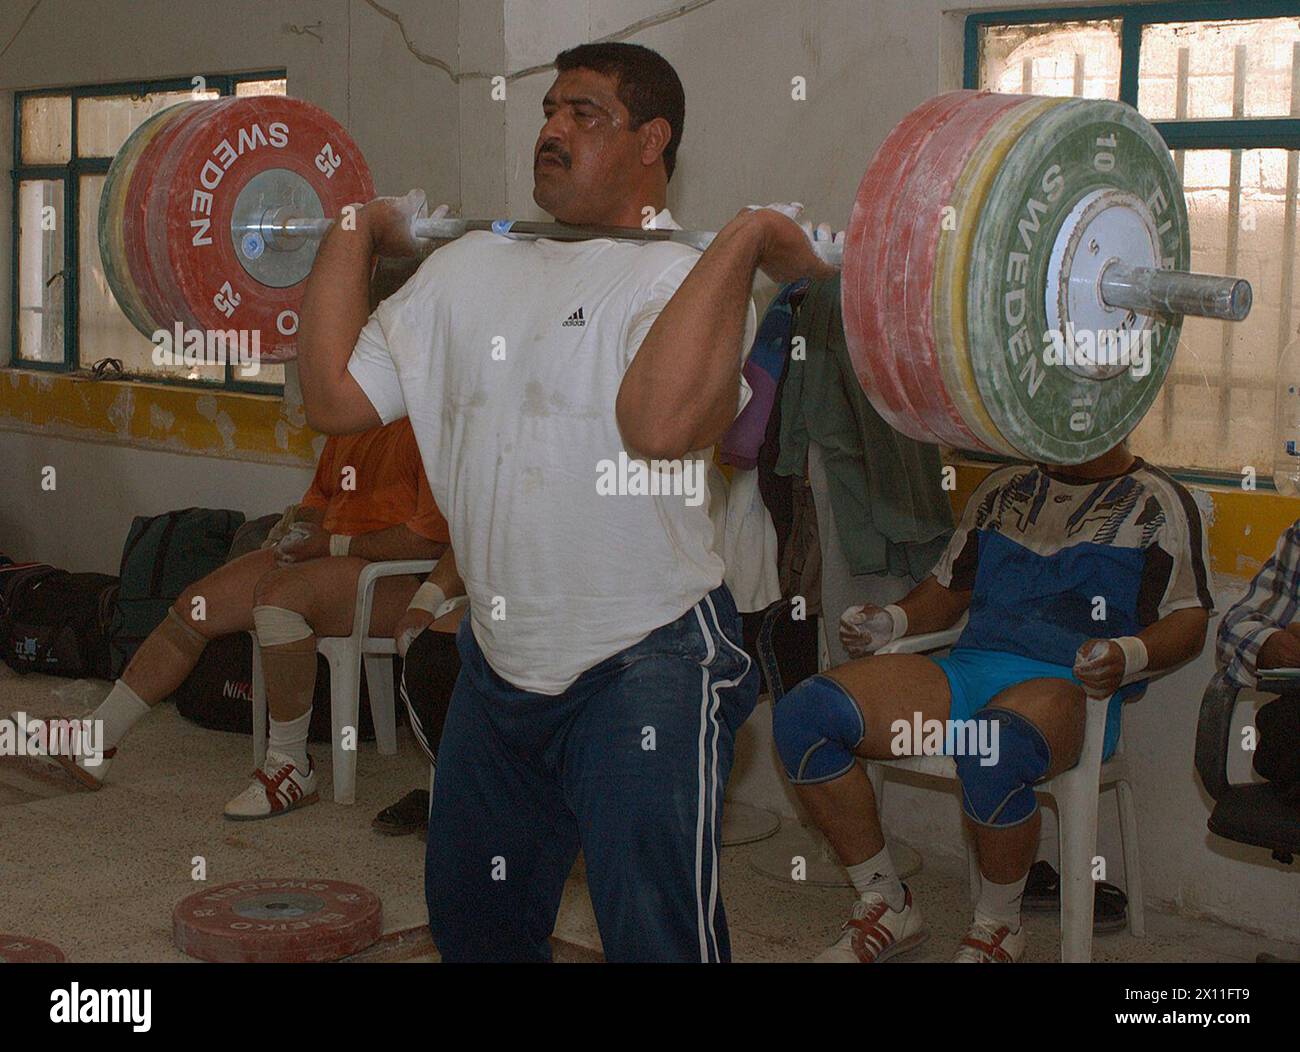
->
[172,878,382,963]
[0,934,66,963]
[141,99,243,336]
[159,96,374,365]
[124,100,232,335]
[842,97,954,439]
[886,91,1033,449]
[843,91,972,442]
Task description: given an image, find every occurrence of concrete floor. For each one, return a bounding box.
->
[2,665,1297,964]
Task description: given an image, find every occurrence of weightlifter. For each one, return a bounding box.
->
[296,42,835,962]
[773,441,1213,962]
[36,418,454,819]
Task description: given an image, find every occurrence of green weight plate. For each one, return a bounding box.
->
[933,95,1066,457]
[966,99,1190,464]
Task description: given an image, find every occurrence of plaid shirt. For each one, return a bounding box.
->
[1217,521,1300,688]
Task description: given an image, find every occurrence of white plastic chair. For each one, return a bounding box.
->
[250,558,438,804]
[867,624,1144,963]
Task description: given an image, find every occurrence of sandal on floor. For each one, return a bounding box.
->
[1022,860,1129,934]
[372,789,430,836]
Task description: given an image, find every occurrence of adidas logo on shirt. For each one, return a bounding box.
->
[562,307,586,328]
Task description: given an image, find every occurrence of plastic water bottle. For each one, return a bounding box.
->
[1275,327,1300,495]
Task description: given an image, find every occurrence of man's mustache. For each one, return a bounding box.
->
[536,144,571,168]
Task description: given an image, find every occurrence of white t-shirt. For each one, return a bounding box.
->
[347,210,757,693]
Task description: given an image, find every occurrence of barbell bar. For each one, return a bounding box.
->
[248,212,1252,325]
[98,91,1255,464]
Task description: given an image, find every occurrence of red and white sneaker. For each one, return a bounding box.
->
[223,751,319,820]
[953,916,1026,963]
[814,885,928,963]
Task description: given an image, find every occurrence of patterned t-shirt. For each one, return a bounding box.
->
[933,458,1214,687]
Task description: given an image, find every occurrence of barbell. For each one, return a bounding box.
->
[98,92,1253,465]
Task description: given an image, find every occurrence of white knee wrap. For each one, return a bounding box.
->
[252,605,313,646]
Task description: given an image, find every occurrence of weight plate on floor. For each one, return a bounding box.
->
[173,878,382,963]
[98,103,189,340]
[932,95,1067,457]
[0,934,66,963]
[844,91,972,442]
[157,96,374,365]
[885,91,1031,449]
[966,98,1189,463]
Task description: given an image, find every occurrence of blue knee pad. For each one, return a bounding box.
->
[772,675,864,785]
[954,708,1051,827]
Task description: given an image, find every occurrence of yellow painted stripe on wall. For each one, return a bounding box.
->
[949,461,1300,582]
[3,369,1296,578]
[0,369,318,465]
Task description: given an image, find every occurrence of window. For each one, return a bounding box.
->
[11,73,287,390]
[966,3,1300,479]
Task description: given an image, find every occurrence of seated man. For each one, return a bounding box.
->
[373,550,467,835]
[1216,518,1300,688]
[772,442,1212,963]
[41,418,449,820]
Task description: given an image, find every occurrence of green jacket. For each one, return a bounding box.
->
[776,275,953,581]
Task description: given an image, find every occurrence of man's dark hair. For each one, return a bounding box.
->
[554,42,685,181]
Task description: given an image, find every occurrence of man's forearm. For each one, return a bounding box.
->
[298,213,379,432]
[1138,607,1209,674]
[615,216,763,459]
[346,524,446,563]
[896,576,971,636]
[425,546,464,598]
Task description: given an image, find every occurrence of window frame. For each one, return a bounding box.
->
[963,1,1300,487]
[10,71,288,394]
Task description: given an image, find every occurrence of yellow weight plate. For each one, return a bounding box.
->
[98,102,195,338]
[932,94,1068,457]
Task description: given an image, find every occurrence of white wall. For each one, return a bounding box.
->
[0,429,315,573]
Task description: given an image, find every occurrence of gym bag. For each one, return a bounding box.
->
[0,563,120,679]
[109,507,245,677]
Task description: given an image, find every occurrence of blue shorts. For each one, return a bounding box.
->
[425,584,759,963]
[931,647,1123,761]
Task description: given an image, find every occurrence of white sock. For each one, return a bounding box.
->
[92,680,151,749]
[846,847,905,912]
[975,872,1028,931]
[268,708,312,771]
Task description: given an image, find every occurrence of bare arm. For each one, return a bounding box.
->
[422,545,464,599]
[347,524,446,563]
[1140,607,1209,673]
[1076,607,1209,695]
[897,576,971,636]
[275,522,444,564]
[616,209,835,460]
[297,211,383,434]
[298,198,429,435]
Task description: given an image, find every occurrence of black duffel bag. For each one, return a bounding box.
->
[0,563,119,679]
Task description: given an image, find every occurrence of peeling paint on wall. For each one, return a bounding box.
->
[148,402,176,432]
[0,369,318,466]
[106,386,134,436]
